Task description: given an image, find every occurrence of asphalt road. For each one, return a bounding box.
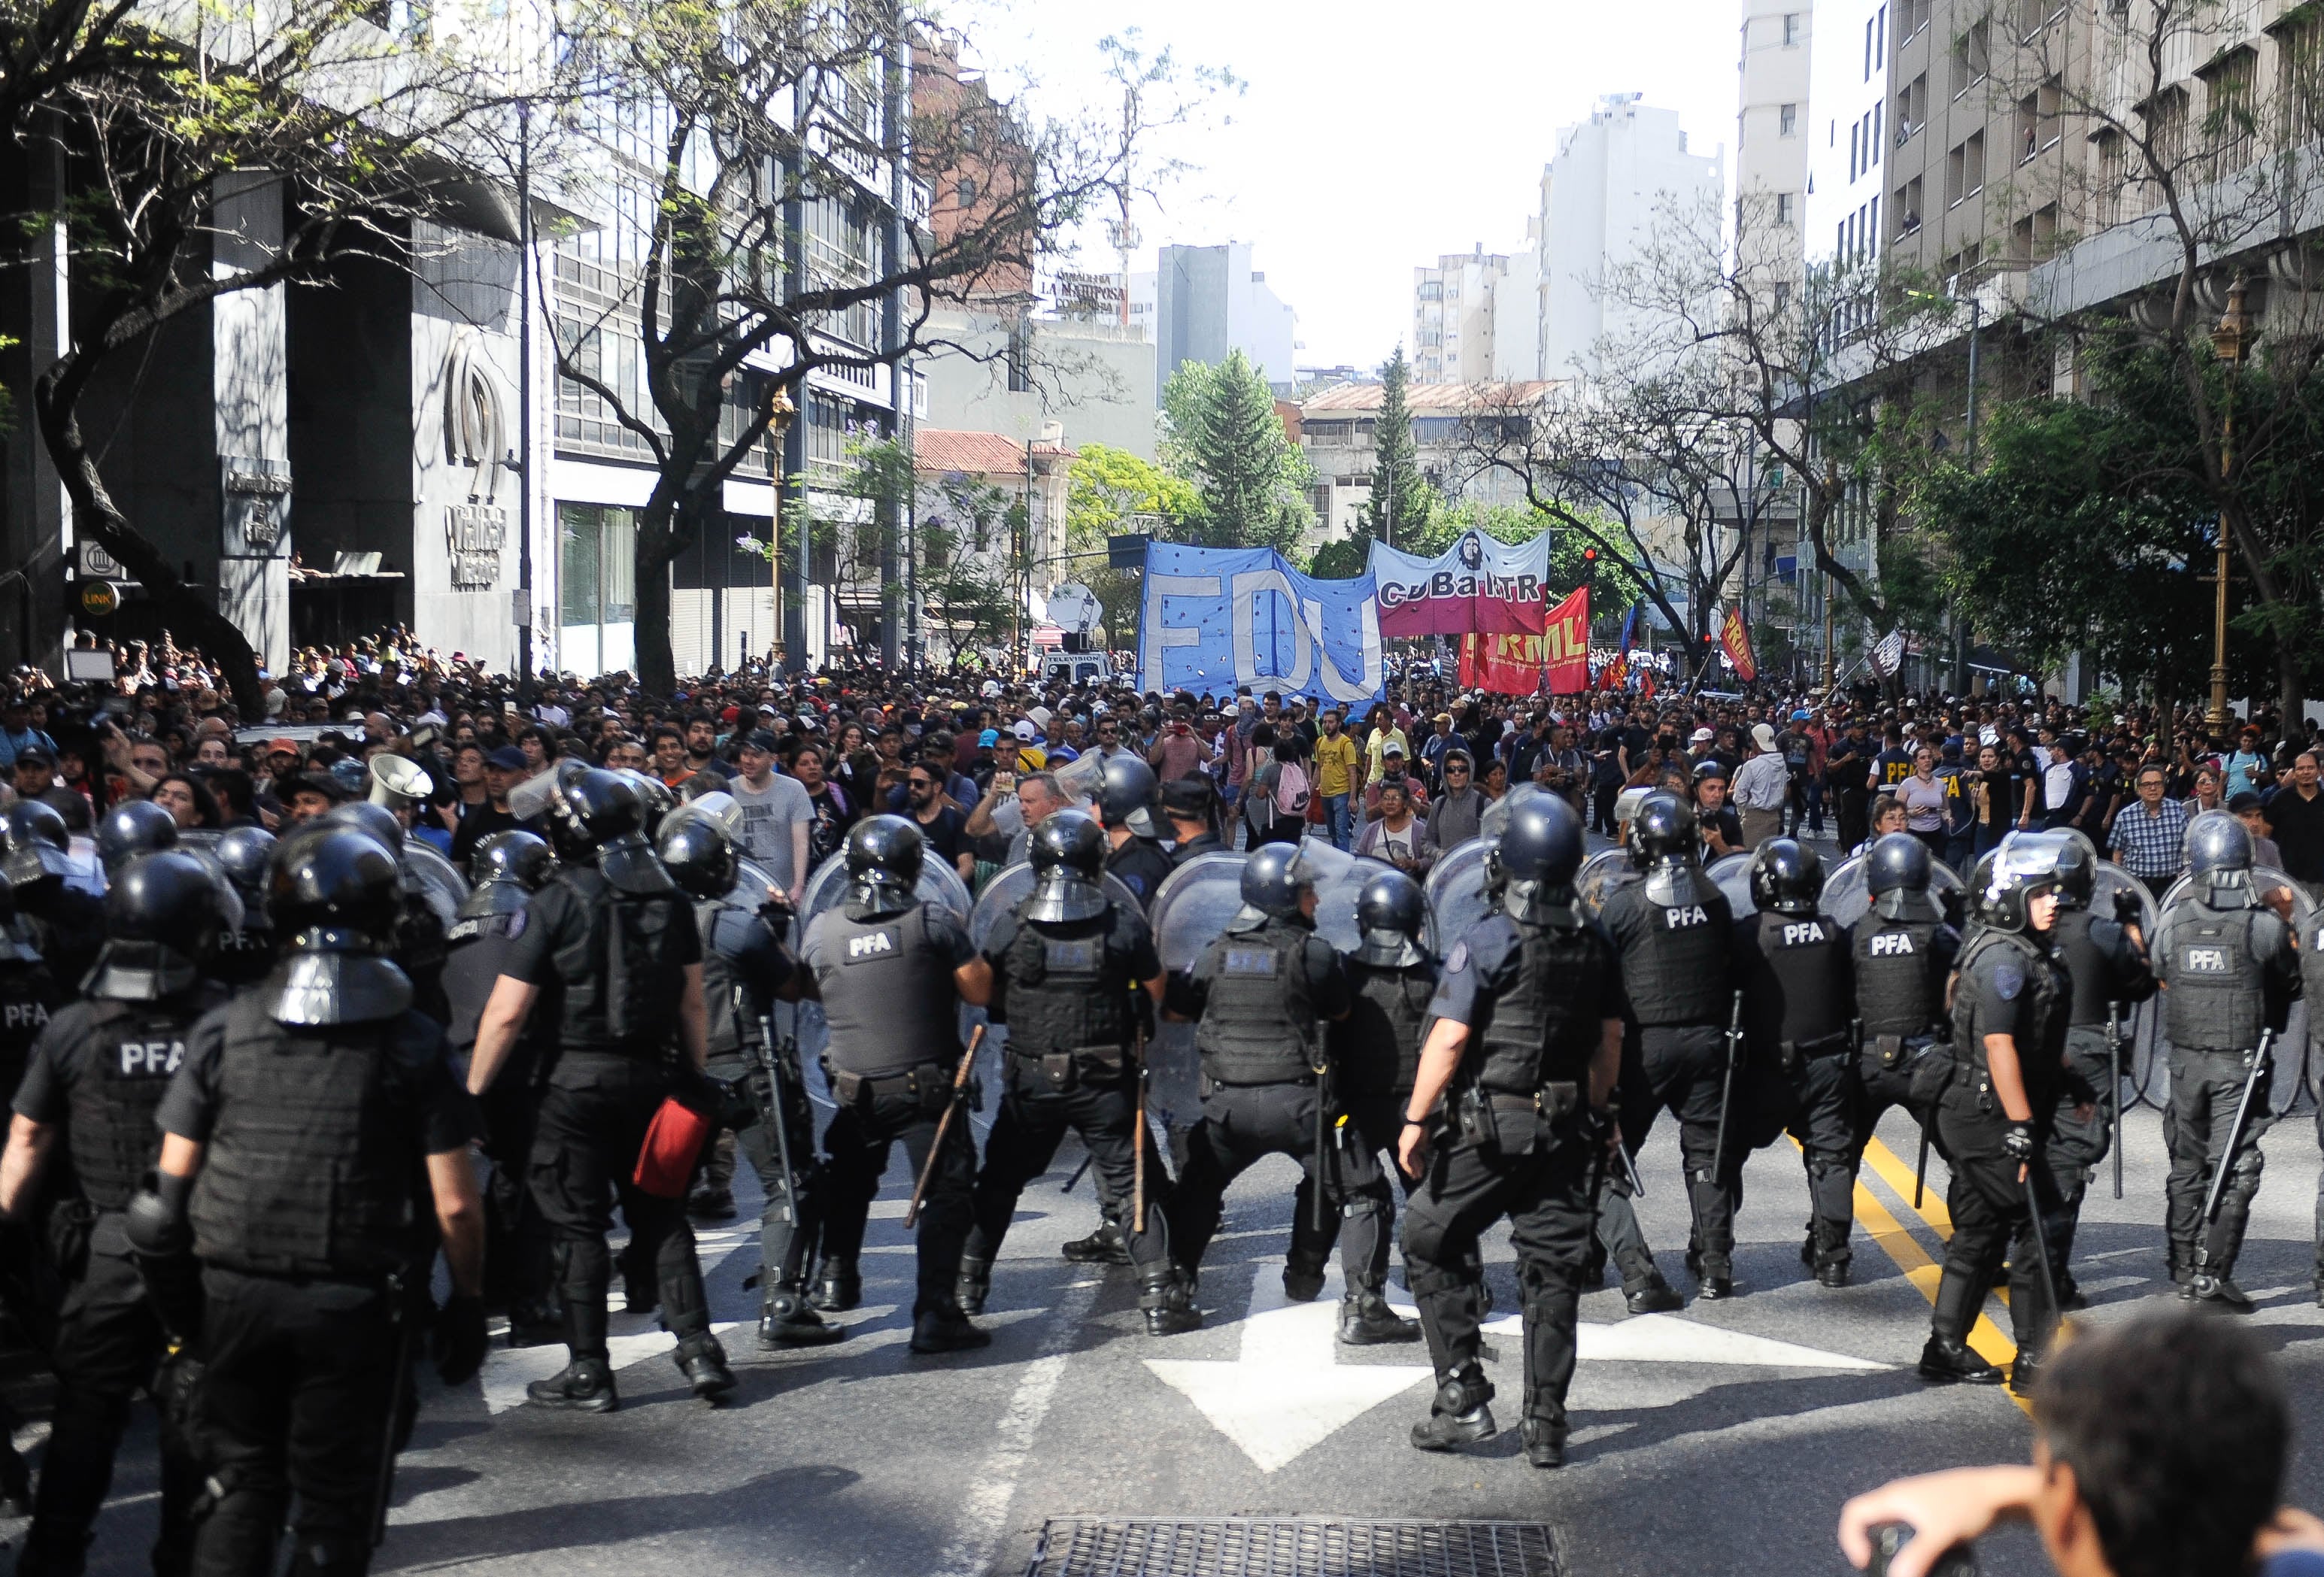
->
[23,1083,2324,1577]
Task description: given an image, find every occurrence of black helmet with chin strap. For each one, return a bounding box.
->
[1353,864,1430,966]
[96,799,178,878]
[1486,791,1585,926]
[1025,810,1108,924]
[844,814,924,920]
[545,769,642,863]
[1749,838,1825,918]
[214,826,278,909]
[1976,832,2065,936]
[89,851,226,1001]
[1236,841,1315,928]
[3,799,75,889]
[2186,809,2256,909]
[1626,791,1699,907]
[1865,832,1937,922]
[1098,754,1161,839]
[320,799,405,856]
[262,825,413,1026]
[656,814,739,902]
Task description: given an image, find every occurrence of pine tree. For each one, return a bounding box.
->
[1367,346,1422,547]
[1161,350,1312,556]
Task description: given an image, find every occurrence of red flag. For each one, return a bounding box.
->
[1719,606,1758,683]
[1461,585,1590,696]
[1543,586,1589,693]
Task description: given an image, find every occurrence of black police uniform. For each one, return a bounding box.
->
[156,985,476,1577]
[499,858,718,1371]
[964,898,1173,1309]
[1597,871,1737,1284]
[1846,904,1959,1169]
[1105,836,1175,913]
[208,910,278,989]
[0,909,60,1125]
[1402,904,1623,1457]
[13,982,225,1577]
[694,890,830,1336]
[1934,926,2070,1366]
[801,897,982,1322]
[1169,830,1224,866]
[2046,900,2151,1292]
[1161,914,1371,1287]
[2154,890,2297,1287]
[1733,907,1856,1273]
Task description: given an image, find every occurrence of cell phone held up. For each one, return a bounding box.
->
[1867,1525,1977,1577]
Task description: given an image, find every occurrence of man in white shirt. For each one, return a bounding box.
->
[1731,723,1793,850]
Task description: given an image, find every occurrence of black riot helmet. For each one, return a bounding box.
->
[1025,809,1109,924]
[617,769,679,839]
[214,825,278,907]
[1976,832,2063,936]
[321,799,406,855]
[2186,809,2257,909]
[89,850,226,1000]
[1486,790,1585,925]
[458,829,555,919]
[1353,864,1430,967]
[2049,829,2096,909]
[2,798,75,890]
[845,814,924,919]
[657,814,739,902]
[96,799,178,876]
[1097,753,1161,839]
[1238,840,1316,926]
[1748,837,1825,917]
[1625,791,1698,870]
[545,768,643,862]
[262,825,413,1026]
[1864,831,1934,922]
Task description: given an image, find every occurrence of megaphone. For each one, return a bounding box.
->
[368,754,433,812]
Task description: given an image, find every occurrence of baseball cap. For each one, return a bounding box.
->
[1751,723,1778,753]
[486,746,526,771]
[978,728,1001,748]
[1691,726,1715,743]
[1011,720,1038,742]
[13,746,53,767]
[265,737,300,757]
[2228,790,2265,813]
[740,729,781,754]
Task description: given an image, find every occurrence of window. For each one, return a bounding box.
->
[1784,11,1801,45]
[1781,102,1798,135]
[1774,281,1792,313]
[2140,85,2189,177]
[1866,15,1876,80]
[1897,73,1927,141]
[954,176,978,208]
[1776,191,1795,223]
[1850,119,1861,179]
[1946,138,1968,205]
[1873,101,1883,164]
[559,505,637,629]
[1006,320,1030,393]
[2279,7,2324,150]
[2199,47,2257,173]
[1952,19,1990,96]
[1894,175,1925,235]
[1901,0,1931,39]
[2032,202,2059,258]
[2094,128,2129,223]
[1964,129,1986,196]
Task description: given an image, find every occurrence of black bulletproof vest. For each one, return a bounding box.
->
[549,868,690,1048]
[2162,904,2263,1051]
[2307,917,2324,1056]
[1853,917,1946,1038]
[439,913,517,1057]
[1003,910,1130,1060]
[813,902,961,1078]
[1953,930,2068,1105]
[0,954,57,1100]
[1473,919,1605,1092]
[210,921,278,987]
[696,899,766,1064]
[1607,875,1728,1025]
[1335,959,1435,1096]
[187,997,428,1277]
[2052,908,2121,1028]
[69,994,212,1210]
[1740,912,1848,1048]
[1194,920,1318,1084]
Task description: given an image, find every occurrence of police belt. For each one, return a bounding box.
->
[827,1059,956,1107]
[1861,1030,1940,1069]
[1781,1031,1854,1063]
[1473,1078,1585,1115]
[1206,1072,1317,1089]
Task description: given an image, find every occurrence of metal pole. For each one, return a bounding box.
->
[2207,277,2247,733]
[1951,296,1979,696]
[516,101,535,702]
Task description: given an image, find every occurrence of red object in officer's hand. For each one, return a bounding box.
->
[634,1093,715,1199]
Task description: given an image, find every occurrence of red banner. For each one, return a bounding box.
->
[1458,587,1590,696]
[1719,605,1758,682]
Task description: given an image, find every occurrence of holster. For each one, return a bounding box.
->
[829,1061,949,1114]
[1873,1033,1906,1069]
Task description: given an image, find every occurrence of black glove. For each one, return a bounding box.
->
[433,1293,490,1384]
[2113,888,2143,926]
[124,1170,193,1258]
[2002,1123,2034,1163]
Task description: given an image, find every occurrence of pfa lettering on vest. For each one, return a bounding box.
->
[117,1038,185,1078]
[1781,920,1828,947]
[2183,946,2230,973]
[1870,932,1916,957]
[2,1001,47,1031]
[1663,905,1710,929]
[845,928,898,962]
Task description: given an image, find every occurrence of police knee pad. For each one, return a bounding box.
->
[1340,1191,1391,1224]
[1405,1262,1470,1302]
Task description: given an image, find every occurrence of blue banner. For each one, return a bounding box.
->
[1136,543,1385,705]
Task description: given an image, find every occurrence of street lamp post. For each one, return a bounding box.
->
[2206,275,2250,734]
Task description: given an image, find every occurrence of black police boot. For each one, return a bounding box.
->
[505,1296,563,1349]
[526,1358,619,1412]
[1798,1225,1818,1271]
[1693,1251,1734,1301]
[1139,1269,1202,1336]
[1282,1253,1328,1304]
[1408,1366,1496,1453]
[2008,1348,2043,1394]
[2167,1239,2194,1287]
[1615,1250,1682,1315]
[687,1184,736,1222]
[1060,1219,1132,1265]
[759,1285,848,1348]
[674,1332,737,1402]
[957,1256,992,1316]
[909,1306,993,1354]
[1337,1287,1420,1345]
[2189,1272,2256,1312]
[1519,1415,1567,1469]
[1813,1224,1852,1289]
[1916,1266,2004,1385]
[811,1257,861,1312]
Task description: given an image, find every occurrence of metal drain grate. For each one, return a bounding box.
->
[1024,1518,1561,1577]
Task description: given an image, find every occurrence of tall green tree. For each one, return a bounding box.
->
[1063,443,1199,644]
[1159,350,1314,558]
[1367,346,1423,547]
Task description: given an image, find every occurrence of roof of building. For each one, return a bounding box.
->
[1298,381,1556,414]
[915,429,1076,476]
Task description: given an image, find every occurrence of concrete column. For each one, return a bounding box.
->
[211,172,290,673]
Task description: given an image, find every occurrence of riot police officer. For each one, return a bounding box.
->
[95,800,179,877]
[1161,777,1224,866]
[0,852,229,1577]
[1733,839,1855,1286]
[1596,793,1738,1298]
[132,825,490,1576]
[1846,834,1960,1229]
[1920,834,2071,1387]
[1397,793,1624,1468]
[800,816,995,1353]
[1162,844,1382,1309]
[210,826,280,987]
[321,801,452,1025]
[5,799,103,990]
[466,770,736,1409]
[658,811,845,1349]
[2044,836,2151,1306]
[960,812,1197,1336]
[441,829,559,1345]
[1098,754,1174,912]
[2154,811,2298,1310]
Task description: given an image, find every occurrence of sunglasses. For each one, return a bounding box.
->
[1446,764,1471,774]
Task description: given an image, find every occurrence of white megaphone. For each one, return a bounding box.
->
[368,754,433,812]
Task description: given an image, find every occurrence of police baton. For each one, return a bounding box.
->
[905,1024,985,1231]
[1131,1019,1149,1226]
[1712,990,1746,1181]
[370,1269,416,1547]
[2202,1027,2274,1228]
[1913,1117,1932,1211]
[2106,1000,2125,1202]
[755,1005,802,1230]
[2019,1169,2063,1327]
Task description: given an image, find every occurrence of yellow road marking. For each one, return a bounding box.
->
[1861,1137,1953,1237]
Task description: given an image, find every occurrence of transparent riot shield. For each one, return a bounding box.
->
[1821,850,1969,930]
[2153,869,2316,1113]
[400,842,470,930]
[1146,853,1246,1130]
[787,848,978,1105]
[966,861,1145,955]
[1576,847,1637,917]
[1423,837,1494,957]
[1707,851,1754,917]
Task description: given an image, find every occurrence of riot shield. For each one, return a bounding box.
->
[2156,866,2314,930]
[1477,782,1546,844]
[1298,839,1375,955]
[1424,837,1494,956]
[1822,850,1969,930]
[787,847,978,1105]
[400,842,472,930]
[2153,869,2315,1112]
[967,861,1144,954]
[1707,851,1754,917]
[1576,847,1637,916]
[1148,853,1246,1130]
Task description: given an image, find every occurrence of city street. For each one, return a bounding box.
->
[30,1086,2324,1577]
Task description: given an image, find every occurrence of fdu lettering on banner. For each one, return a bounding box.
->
[1137,542,1385,705]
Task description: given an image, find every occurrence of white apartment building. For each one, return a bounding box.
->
[1296,381,1552,547]
[1805,0,1893,279]
[1735,0,1813,294]
[1411,247,1509,383]
[1125,242,1300,399]
[1533,95,1725,378]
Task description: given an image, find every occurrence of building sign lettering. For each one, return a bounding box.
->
[446,504,506,589]
[220,463,290,556]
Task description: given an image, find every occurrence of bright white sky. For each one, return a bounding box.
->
[951,0,1740,372]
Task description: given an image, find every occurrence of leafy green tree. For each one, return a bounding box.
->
[1159,350,1314,557]
[1063,443,1198,645]
[1367,346,1424,547]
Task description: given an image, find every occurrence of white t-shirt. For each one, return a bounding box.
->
[730,772,814,890]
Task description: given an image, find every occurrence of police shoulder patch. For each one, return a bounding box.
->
[505,907,527,940]
[1992,961,2023,1001]
[1446,939,1470,973]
